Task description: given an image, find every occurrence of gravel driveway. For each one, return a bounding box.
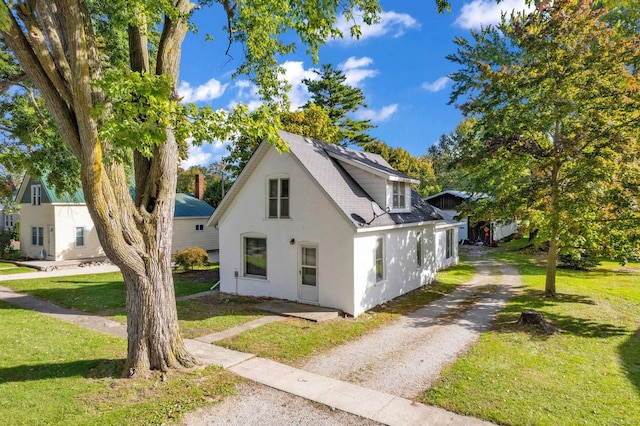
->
[183,255,520,425]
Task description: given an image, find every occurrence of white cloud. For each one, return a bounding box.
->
[339,56,378,87]
[422,76,451,92]
[178,78,228,103]
[180,139,229,168]
[281,61,319,110]
[227,80,262,111]
[455,0,534,29]
[334,10,420,43]
[354,104,398,122]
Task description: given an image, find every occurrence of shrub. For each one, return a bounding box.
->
[558,250,600,270]
[174,247,209,270]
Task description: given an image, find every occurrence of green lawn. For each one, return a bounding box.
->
[0,262,35,275]
[1,271,212,312]
[218,262,476,364]
[0,300,238,425]
[421,248,640,425]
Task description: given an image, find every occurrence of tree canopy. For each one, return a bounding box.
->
[448,0,640,295]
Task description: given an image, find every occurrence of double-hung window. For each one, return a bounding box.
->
[75,227,85,247]
[31,227,44,246]
[268,178,289,218]
[4,215,13,228]
[375,236,384,283]
[244,237,267,278]
[416,231,422,268]
[446,229,453,259]
[392,181,405,209]
[195,224,204,231]
[31,185,41,206]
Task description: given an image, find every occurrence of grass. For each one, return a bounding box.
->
[0,300,239,425]
[0,271,212,313]
[0,262,35,275]
[421,243,640,425]
[218,262,476,364]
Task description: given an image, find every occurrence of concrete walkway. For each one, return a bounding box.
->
[0,261,509,426]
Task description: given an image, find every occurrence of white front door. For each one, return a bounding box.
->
[298,245,318,303]
[47,226,54,259]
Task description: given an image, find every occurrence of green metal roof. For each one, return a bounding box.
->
[174,193,214,217]
[21,176,214,217]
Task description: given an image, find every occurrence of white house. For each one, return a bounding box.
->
[15,175,218,261]
[425,189,517,244]
[208,131,458,317]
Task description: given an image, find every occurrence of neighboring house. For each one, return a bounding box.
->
[208,131,458,317]
[0,207,19,234]
[15,175,218,261]
[425,189,517,244]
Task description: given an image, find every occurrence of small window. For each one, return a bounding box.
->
[244,237,267,278]
[446,229,453,259]
[75,227,85,247]
[268,178,290,219]
[195,224,204,231]
[416,231,422,268]
[31,226,43,246]
[392,181,405,209]
[31,184,41,206]
[375,236,384,282]
[4,215,13,228]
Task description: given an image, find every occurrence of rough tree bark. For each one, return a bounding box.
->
[0,0,197,375]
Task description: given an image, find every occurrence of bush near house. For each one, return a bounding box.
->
[174,247,210,270]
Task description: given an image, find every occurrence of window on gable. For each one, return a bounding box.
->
[31,227,43,246]
[268,178,289,219]
[195,224,204,231]
[31,184,41,206]
[416,231,422,268]
[244,237,267,278]
[75,227,85,247]
[392,181,406,209]
[375,236,384,282]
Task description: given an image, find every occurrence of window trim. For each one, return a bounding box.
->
[375,235,385,283]
[31,184,42,206]
[445,228,453,259]
[75,226,85,247]
[31,226,44,246]
[416,230,422,268]
[267,176,290,219]
[243,235,267,279]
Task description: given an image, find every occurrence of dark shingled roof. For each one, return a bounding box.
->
[281,131,442,229]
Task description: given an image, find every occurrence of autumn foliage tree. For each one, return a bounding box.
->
[0,0,385,376]
[448,0,640,295]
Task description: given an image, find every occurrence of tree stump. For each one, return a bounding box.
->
[517,310,560,334]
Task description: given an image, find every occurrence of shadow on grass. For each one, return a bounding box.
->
[619,328,640,396]
[496,290,629,339]
[0,359,126,383]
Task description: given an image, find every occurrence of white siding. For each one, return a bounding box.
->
[352,225,437,317]
[172,217,219,253]
[340,163,387,208]
[19,202,54,259]
[435,224,459,270]
[52,205,104,260]
[492,220,517,242]
[218,147,356,314]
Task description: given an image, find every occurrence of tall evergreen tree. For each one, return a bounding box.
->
[303,64,375,147]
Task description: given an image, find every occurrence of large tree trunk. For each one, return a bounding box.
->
[545,127,562,297]
[0,1,198,376]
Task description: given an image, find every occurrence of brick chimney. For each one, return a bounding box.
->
[194,174,204,200]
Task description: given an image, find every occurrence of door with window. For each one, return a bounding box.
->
[298,245,318,302]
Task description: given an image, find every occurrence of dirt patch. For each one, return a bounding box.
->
[177,268,220,284]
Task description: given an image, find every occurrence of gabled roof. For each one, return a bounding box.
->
[17,174,213,217]
[424,189,486,202]
[209,131,442,230]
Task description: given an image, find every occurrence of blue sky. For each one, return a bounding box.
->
[178,0,532,168]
